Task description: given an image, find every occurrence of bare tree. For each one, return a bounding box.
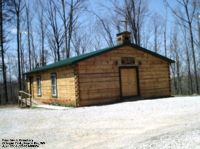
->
[72,30,91,56]
[166,0,199,93]
[153,20,158,53]
[30,28,37,68]
[170,29,182,94]
[8,0,24,90]
[111,0,148,46]
[46,0,63,62]
[94,13,114,46]
[61,0,68,58]
[180,22,193,94]
[0,0,8,103]
[66,0,87,57]
[25,2,31,70]
[151,13,163,53]
[37,0,46,66]
[125,0,148,45]
[19,32,25,89]
[55,0,87,58]
[67,0,73,58]
[198,16,200,47]
[163,3,168,57]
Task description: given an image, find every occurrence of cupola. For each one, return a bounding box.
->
[116,31,131,45]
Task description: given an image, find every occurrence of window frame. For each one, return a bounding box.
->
[36,76,42,96]
[51,73,57,97]
[121,57,135,65]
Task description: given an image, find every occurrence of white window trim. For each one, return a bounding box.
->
[51,73,57,97]
[36,77,42,96]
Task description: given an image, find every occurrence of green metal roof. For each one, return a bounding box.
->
[25,43,174,74]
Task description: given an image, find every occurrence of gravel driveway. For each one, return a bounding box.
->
[1,96,200,149]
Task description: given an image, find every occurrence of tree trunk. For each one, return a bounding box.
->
[41,22,45,65]
[154,25,158,53]
[184,2,199,93]
[26,6,31,71]
[176,54,182,94]
[171,64,177,94]
[185,47,193,94]
[67,0,73,58]
[0,0,8,103]
[164,31,167,56]
[188,22,199,93]
[17,11,22,90]
[198,19,200,48]
[182,25,193,94]
[61,0,68,58]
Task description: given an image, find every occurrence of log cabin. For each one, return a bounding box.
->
[25,31,174,107]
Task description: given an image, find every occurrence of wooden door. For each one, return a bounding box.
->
[120,68,138,97]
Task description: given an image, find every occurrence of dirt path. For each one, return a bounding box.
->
[0,96,200,149]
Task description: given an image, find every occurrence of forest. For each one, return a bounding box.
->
[0,0,200,104]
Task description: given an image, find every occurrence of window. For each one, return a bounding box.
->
[121,57,135,65]
[51,73,57,97]
[36,77,41,96]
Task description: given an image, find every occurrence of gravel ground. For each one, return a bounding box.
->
[0,96,200,149]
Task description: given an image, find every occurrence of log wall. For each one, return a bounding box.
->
[27,66,77,106]
[77,46,171,106]
[26,46,171,107]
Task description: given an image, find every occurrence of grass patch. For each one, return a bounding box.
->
[50,102,75,108]
[31,105,41,109]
